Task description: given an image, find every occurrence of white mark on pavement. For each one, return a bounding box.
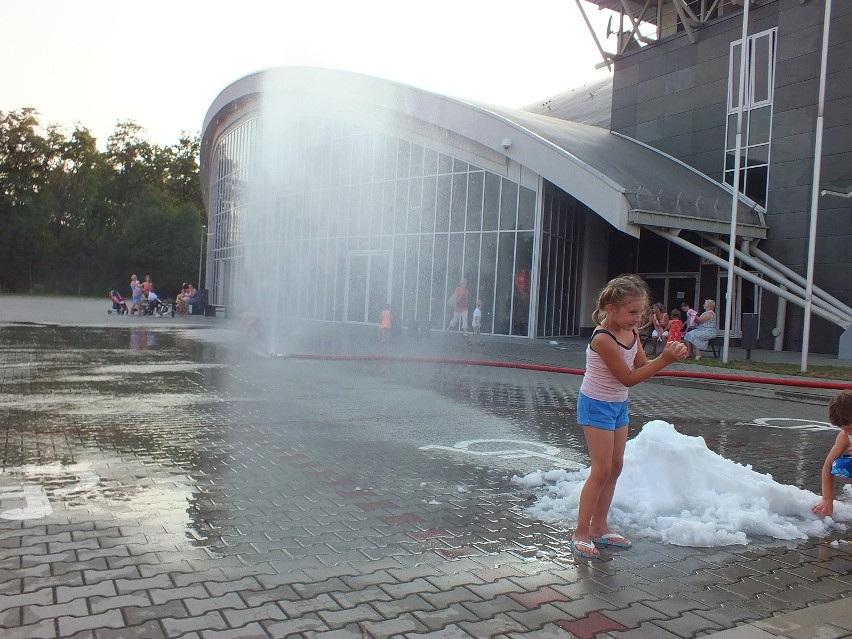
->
[420,439,575,465]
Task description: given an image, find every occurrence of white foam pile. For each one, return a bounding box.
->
[513,420,852,546]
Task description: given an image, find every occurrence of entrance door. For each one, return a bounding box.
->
[345,251,391,323]
[643,275,698,314]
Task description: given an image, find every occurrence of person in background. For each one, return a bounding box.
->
[183,284,199,314]
[649,303,669,357]
[667,308,683,343]
[378,304,392,342]
[683,299,717,360]
[681,301,698,333]
[446,278,470,333]
[467,299,483,346]
[175,283,189,315]
[142,274,153,299]
[129,274,144,315]
[812,390,852,518]
[571,274,688,560]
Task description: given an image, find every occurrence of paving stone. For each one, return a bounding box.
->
[90,591,153,614]
[200,622,269,638]
[124,600,190,626]
[505,602,576,632]
[149,584,208,605]
[277,593,340,617]
[458,613,529,637]
[240,584,300,607]
[608,621,684,639]
[692,601,762,627]
[222,602,289,627]
[459,593,527,619]
[316,602,384,628]
[113,573,173,594]
[291,577,350,599]
[0,619,58,639]
[652,610,724,637]
[377,576,439,599]
[58,609,124,636]
[555,611,628,639]
[24,597,88,623]
[0,587,54,611]
[185,592,247,616]
[361,613,429,638]
[94,619,169,639]
[161,610,229,635]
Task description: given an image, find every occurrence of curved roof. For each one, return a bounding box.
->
[201,67,766,240]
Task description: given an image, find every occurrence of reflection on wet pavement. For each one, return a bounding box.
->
[2,324,850,639]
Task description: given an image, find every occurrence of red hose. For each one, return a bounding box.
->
[286,353,852,391]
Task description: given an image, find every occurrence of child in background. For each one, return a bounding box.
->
[378,304,392,343]
[812,390,852,517]
[649,303,669,356]
[681,301,698,332]
[572,275,688,560]
[468,300,482,346]
[667,308,683,343]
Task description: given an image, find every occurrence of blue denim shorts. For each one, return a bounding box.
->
[577,392,629,431]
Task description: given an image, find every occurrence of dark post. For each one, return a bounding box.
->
[741,313,759,361]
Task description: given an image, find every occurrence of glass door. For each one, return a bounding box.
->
[345,251,391,323]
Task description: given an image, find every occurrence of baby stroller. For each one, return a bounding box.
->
[108,289,128,315]
[144,291,167,317]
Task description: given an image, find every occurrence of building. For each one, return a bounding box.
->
[200,1,850,357]
[573,0,851,356]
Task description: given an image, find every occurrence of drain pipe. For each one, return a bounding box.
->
[648,228,850,328]
[700,234,852,324]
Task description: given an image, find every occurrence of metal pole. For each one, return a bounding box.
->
[801,0,832,373]
[198,225,206,289]
[722,0,750,363]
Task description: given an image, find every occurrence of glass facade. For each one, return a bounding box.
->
[208,114,584,337]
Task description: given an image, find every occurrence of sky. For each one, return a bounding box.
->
[1,0,613,149]
[514,420,852,547]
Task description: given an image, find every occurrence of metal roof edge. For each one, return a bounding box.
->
[611,130,768,227]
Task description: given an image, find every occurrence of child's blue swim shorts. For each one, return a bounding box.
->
[831,455,852,479]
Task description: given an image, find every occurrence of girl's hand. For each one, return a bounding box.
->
[660,341,688,362]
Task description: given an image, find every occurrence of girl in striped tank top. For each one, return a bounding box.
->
[571,275,688,560]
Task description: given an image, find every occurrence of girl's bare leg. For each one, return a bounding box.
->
[589,424,628,537]
[574,426,616,543]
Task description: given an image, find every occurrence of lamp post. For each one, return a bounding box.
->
[198,225,206,290]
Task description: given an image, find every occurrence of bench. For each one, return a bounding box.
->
[705,337,719,358]
[205,304,226,318]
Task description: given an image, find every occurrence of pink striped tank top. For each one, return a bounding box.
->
[580,329,638,403]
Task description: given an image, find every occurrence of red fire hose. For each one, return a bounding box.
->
[286,353,851,391]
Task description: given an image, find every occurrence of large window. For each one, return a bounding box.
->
[209,116,549,338]
[724,28,776,207]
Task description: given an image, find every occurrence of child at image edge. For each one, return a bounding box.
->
[812,390,852,517]
[572,274,688,560]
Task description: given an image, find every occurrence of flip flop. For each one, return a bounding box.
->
[590,533,632,549]
[569,539,599,560]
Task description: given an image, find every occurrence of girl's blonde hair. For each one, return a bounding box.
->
[592,274,649,325]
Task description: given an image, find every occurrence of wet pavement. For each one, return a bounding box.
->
[1,296,851,639]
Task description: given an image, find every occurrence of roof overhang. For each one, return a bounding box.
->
[200,67,767,241]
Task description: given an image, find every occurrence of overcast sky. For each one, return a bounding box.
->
[1,0,613,148]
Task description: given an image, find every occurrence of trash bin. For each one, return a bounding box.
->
[193,289,209,315]
[741,313,759,358]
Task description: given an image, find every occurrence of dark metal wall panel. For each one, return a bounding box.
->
[609,0,851,353]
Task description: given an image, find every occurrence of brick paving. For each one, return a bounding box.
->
[0,296,850,638]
